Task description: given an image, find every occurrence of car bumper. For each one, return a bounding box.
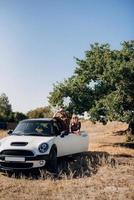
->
[0,155,49,170]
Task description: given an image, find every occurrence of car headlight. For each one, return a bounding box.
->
[38,143,49,153]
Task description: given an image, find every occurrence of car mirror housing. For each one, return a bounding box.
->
[60,130,68,138]
[7,130,13,135]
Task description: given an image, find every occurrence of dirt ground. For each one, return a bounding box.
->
[0,121,134,200]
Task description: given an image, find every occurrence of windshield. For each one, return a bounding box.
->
[13,121,53,136]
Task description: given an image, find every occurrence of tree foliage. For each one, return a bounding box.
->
[27,107,53,119]
[49,78,93,114]
[0,93,12,122]
[13,112,27,122]
[48,41,134,123]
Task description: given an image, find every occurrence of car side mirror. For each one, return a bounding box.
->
[7,129,13,135]
[60,130,68,138]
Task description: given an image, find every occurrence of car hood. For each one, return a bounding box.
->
[0,135,54,154]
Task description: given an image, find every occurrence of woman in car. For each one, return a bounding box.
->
[53,107,70,133]
[70,114,81,135]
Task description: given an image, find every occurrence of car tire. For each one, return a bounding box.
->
[47,147,58,174]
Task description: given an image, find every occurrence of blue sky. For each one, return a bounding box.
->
[0,0,134,113]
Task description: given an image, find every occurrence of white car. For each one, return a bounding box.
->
[0,118,89,172]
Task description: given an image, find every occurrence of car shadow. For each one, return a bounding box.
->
[55,151,113,179]
[1,151,115,179]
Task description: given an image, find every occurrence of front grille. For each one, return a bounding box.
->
[0,162,33,169]
[0,150,34,156]
[11,142,28,146]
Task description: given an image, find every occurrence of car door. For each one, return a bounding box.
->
[55,132,89,157]
[72,131,89,153]
[55,133,75,157]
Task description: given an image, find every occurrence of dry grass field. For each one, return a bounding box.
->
[0,121,134,200]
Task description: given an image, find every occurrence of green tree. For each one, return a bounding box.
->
[49,78,94,114]
[27,107,53,119]
[48,41,134,124]
[0,93,12,122]
[13,112,27,122]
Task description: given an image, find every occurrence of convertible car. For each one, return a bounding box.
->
[0,118,89,172]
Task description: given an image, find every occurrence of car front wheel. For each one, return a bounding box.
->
[47,148,58,174]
